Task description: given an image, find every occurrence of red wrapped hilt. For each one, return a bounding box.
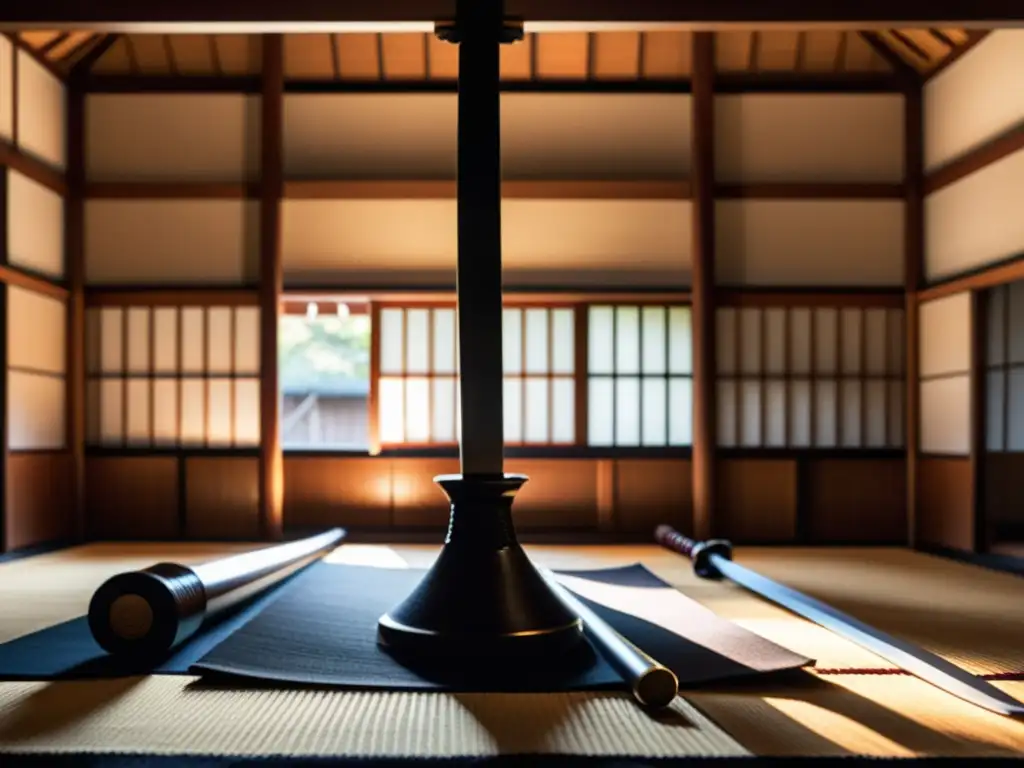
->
[654,525,697,557]
[654,526,733,580]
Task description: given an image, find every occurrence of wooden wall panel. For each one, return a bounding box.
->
[0,36,11,142]
[86,95,261,182]
[15,50,65,170]
[917,456,973,550]
[925,148,1024,282]
[184,456,260,539]
[84,200,261,284]
[5,452,73,551]
[282,456,391,528]
[613,458,691,535]
[715,95,904,183]
[391,457,459,528]
[715,458,797,542]
[282,199,692,287]
[508,458,597,530]
[804,459,906,543]
[715,201,904,286]
[6,169,64,278]
[918,293,971,455]
[283,94,691,179]
[985,453,1024,531]
[924,31,1024,173]
[85,456,179,539]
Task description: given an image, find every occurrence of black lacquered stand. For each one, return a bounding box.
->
[377,0,584,661]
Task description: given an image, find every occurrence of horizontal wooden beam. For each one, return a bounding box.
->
[284,289,692,305]
[1,1,1017,25]
[0,264,69,301]
[85,179,904,201]
[917,257,1024,304]
[81,73,903,95]
[717,287,906,308]
[717,182,904,199]
[84,287,259,306]
[0,141,67,195]
[925,122,1024,195]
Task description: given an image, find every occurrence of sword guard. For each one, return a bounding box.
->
[692,539,733,580]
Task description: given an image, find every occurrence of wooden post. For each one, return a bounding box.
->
[970,290,987,553]
[258,35,284,540]
[690,32,716,540]
[904,83,923,548]
[453,0,505,477]
[66,74,86,541]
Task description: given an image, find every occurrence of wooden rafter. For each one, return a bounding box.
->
[858,31,918,79]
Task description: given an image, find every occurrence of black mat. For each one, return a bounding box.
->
[192,563,810,691]
[0,568,303,679]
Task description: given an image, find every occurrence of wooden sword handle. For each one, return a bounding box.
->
[655,525,734,580]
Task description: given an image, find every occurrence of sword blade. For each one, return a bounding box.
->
[711,554,1024,717]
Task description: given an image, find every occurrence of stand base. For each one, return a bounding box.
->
[378,473,583,660]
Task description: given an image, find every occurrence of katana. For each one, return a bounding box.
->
[655,525,1024,717]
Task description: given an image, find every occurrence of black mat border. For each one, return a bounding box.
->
[0,755,1014,767]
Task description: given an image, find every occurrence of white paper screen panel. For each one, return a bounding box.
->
[86,95,261,181]
[377,306,576,445]
[84,304,261,447]
[85,200,260,284]
[8,370,65,450]
[715,201,904,286]
[918,292,971,378]
[15,51,65,170]
[716,306,904,449]
[984,282,1024,453]
[715,95,904,183]
[283,93,691,179]
[924,31,1024,172]
[920,375,971,455]
[282,200,692,287]
[6,170,64,278]
[587,305,693,447]
[7,286,65,375]
[0,36,11,142]
[924,148,1024,282]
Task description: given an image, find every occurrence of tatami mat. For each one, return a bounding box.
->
[0,677,746,758]
[0,542,1022,758]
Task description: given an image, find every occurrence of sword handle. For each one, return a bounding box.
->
[654,525,733,580]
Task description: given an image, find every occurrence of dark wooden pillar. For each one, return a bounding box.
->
[258,35,284,540]
[691,32,716,540]
[904,84,923,548]
[451,0,506,476]
[66,74,86,541]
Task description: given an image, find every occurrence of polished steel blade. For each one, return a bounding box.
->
[711,554,1024,717]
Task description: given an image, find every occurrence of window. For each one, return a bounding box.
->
[587,305,693,447]
[280,301,371,450]
[985,283,1024,453]
[717,305,904,449]
[376,305,577,447]
[85,304,261,447]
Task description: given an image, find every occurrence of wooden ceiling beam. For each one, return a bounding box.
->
[80,72,904,94]
[0,1,1016,25]
[924,29,990,82]
[69,33,120,76]
[81,179,906,201]
[857,31,919,82]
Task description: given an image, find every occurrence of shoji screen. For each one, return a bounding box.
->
[85,304,261,448]
[985,283,1024,452]
[716,305,905,449]
[918,293,971,455]
[586,305,692,448]
[376,304,576,446]
[7,286,66,450]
